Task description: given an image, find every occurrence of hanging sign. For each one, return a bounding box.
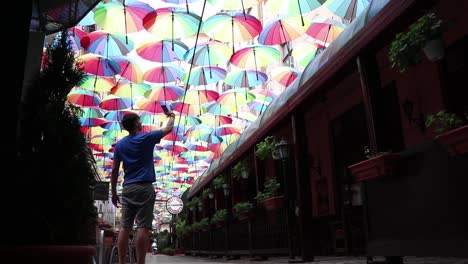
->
[166,196,184,215]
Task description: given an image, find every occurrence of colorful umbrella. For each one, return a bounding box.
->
[183,41,233,66]
[291,42,319,68]
[111,56,144,83]
[160,0,202,13]
[143,64,185,84]
[230,44,280,72]
[270,66,300,87]
[100,94,133,111]
[201,12,262,52]
[207,0,262,13]
[250,88,278,101]
[324,0,370,21]
[172,102,206,115]
[136,39,188,63]
[306,17,346,47]
[179,88,219,105]
[77,54,121,77]
[258,15,311,46]
[67,89,102,107]
[80,30,135,57]
[111,82,151,98]
[218,88,256,106]
[224,70,268,87]
[79,75,116,92]
[204,101,238,116]
[144,85,185,102]
[182,66,227,85]
[199,114,233,126]
[264,0,322,26]
[94,1,155,41]
[143,8,201,44]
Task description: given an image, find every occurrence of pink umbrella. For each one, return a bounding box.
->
[111,56,144,83]
[99,94,133,111]
[136,39,188,63]
[201,12,262,53]
[270,66,300,87]
[67,89,102,107]
[306,17,346,47]
[258,16,311,46]
[80,30,134,57]
[144,85,185,102]
[77,54,121,77]
[143,64,185,84]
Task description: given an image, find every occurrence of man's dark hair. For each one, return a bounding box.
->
[121,113,140,131]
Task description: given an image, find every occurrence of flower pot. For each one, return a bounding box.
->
[237,212,255,221]
[348,153,400,182]
[423,38,444,61]
[434,125,468,156]
[1,245,96,264]
[262,195,284,211]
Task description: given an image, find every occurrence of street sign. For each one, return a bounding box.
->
[166,196,184,215]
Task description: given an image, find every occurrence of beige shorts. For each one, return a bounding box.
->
[120,182,155,229]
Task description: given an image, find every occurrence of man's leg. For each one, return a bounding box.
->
[135,227,150,264]
[118,227,131,264]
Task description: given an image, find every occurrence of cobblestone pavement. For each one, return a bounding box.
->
[144,254,468,264]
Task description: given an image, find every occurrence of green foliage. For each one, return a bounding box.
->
[175,219,192,236]
[232,201,254,217]
[156,230,171,249]
[192,218,210,230]
[213,174,225,190]
[388,12,443,72]
[425,110,466,133]
[185,197,198,210]
[232,159,248,179]
[256,136,276,160]
[202,187,213,199]
[16,30,98,245]
[254,177,281,202]
[211,209,228,224]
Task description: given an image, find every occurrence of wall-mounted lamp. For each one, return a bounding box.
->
[402,99,426,132]
[222,183,230,197]
[275,138,290,160]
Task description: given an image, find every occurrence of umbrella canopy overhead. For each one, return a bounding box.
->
[65,0,370,223]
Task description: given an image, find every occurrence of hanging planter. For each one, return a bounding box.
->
[348,153,400,182]
[434,125,468,156]
[422,38,444,61]
[426,111,468,156]
[388,12,444,72]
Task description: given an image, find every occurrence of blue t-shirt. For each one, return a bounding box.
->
[114,130,163,186]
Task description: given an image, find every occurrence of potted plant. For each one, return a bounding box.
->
[388,12,444,72]
[211,209,228,227]
[212,174,225,190]
[197,217,210,231]
[232,159,249,179]
[232,201,255,221]
[202,187,214,199]
[8,30,98,263]
[254,177,284,211]
[185,198,198,211]
[348,146,400,182]
[425,110,468,155]
[255,136,276,160]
